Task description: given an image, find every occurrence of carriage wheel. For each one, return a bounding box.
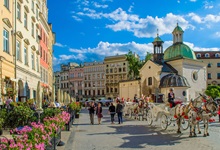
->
[160,114,168,130]
[147,111,153,125]
[181,118,189,130]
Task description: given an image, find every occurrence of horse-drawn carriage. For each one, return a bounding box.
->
[146,101,189,131]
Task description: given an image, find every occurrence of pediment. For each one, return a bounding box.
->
[2,18,12,28]
[24,5,30,13]
[36,50,40,55]
[31,16,36,22]
[24,38,30,45]
[16,31,23,39]
[31,45,36,51]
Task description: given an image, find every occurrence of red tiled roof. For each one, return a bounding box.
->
[195,51,220,59]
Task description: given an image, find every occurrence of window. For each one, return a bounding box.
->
[36,56,39,72]
[16,41,20,60]
[24,12,28,28]
[3,29,9,53]
[32,1,34,12]
[215,53,220,58]
[17,3,21,20]
[32,23,34,37]
[196,53,201,58]
[207,73,211,79]
[36,29,38,42]
[217,63,220,67]
[40,47,42,58]
[148,77,152,85]
[217,73,220,79]
[24,47,28,65]
[207,63,211,68]
[205,53,210,58]
[4,0,9,9]
[36,8,39,20]
[32,53,35,70]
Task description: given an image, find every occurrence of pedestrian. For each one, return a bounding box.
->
[96,102,103,125]
[218,105,220,122]
[88,102,95,125]
[168,88,175,108]
[108,102,116,124]
[116,100,123,124]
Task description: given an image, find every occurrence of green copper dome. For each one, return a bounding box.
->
[172,24,184,33]
[164,43,197,61]
[153,36,163,43]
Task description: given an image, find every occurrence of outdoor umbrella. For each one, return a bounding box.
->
[36,81,42,110]
[57,89,60,103]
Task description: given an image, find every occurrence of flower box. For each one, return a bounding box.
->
[46,128,62,150]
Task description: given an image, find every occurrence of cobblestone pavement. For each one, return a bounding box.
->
[63,108,220,150]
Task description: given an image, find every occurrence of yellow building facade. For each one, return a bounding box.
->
[104,55,129,99]
[119,80,140,100]
[195,51,220,86]
[0,0,15,100]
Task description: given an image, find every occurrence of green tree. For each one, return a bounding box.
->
[205,85,220,99]
[145,52,152,62]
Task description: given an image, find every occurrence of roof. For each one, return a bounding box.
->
[195,51,220,59]
[159,74,190,88]
[164,43,197,61]
[172,23,184,33]
[154,61,178,73]
[152,35,164,43]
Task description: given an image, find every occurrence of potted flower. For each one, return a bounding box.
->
[0,118,4,135]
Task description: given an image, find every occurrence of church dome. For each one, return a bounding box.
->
[164,43,197,61]
[160,74,190,88]
[153,36,163,43]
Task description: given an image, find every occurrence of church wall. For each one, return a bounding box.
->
[119,80,140,100]
[182,64,207,100]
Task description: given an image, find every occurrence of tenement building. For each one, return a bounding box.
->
[104,55,129,99]
[195,51,220,86]
[84,61,105,100]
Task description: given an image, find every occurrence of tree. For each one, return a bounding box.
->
[145,52,152,62]
[205,85,220,99]
[126,50,143,79]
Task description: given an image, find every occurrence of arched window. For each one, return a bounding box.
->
[215,53,220,58]
[148,77,152,86]
[196,53,201,58]
[205,53,210,58]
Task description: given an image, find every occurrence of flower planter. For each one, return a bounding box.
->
[0,129,3,135]
[75,113,79,118]
[46,128,63,150]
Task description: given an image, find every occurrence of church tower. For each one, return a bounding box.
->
[152,30,164,62]
[172,23,184,44]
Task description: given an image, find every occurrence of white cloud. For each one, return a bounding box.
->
[72,15,82,21]
[215,32,220,37]
[128,5,133,13]
[93,2,108,8]
[188,13,202,23]
[204,14,220,22]
[190,0,197,2]
[203,1,214,9]
[54,43,67,47]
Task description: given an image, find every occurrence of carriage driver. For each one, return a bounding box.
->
[168,88,175,108]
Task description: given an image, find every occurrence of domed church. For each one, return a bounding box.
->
[139,24,207,102]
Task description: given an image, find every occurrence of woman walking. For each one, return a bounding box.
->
[109,103,116,124]
[96,102,103,124]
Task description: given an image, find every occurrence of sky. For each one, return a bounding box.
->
[47,0,220,71]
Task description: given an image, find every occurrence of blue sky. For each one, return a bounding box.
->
[48,0,220,71]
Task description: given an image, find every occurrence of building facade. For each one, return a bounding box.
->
[0,0,15,100]
[83,62,105,100]
[195,51,220,86]
[69,64,84,100]
[39,0,52,100]
[104,55,129,99]
[15,0,41,102]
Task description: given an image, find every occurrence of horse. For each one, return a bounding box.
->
[196,98,218,137]
[188,94,218,137]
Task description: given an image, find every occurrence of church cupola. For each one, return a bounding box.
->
[152,30,164,62]
[172,23,184,44]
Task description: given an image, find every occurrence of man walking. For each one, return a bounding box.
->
[88,101,95,125]
[116,100,123,124]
